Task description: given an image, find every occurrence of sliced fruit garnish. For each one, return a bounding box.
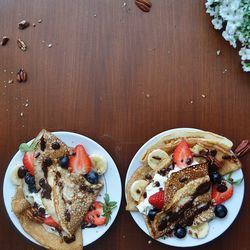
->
[130,180,148,202]
[69,144,91,174]
[84,201,106,226]
[148,190,164,210]
[147,149,170,170]
[212,181,233,205]
[89,154,108,175]
[44,216,61,229]
[188,222,209,239]
[173,139,193,168]
[23,151,35,175]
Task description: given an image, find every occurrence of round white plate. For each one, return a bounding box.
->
[125,128,244,247]
[3,131,122,247]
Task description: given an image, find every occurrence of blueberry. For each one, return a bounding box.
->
[174,226,187,238]
[59,156,69,169]
[215,204,228,218]
[217,184,227,193]
[209,171,222,184]
[25,173,35,186]
[17,166,27,179]
[28,185,38,193]
[85,171,98,184]
[148,208,159,221]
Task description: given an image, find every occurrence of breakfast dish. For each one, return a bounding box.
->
[4,130,121,249]
[125,128,245,247]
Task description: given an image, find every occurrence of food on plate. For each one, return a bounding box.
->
[126,129,246,240]
[11,129,117,250]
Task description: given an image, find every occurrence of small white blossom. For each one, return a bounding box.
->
[206,0,250,72]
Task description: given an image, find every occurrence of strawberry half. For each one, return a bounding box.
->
[69,145,91,174]
[44,216,61,229]
[84,201,106,226]
[173,139,193,168]
[148,191,164,210]
[23,151,35,175]
[212,181,233,205]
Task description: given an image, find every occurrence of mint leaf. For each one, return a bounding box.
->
[102,193,117,226]
[233,178,243,185]
[19,143,31,152]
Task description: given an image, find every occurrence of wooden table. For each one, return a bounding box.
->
[0,0,249,249]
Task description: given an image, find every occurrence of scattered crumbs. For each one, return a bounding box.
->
[3,69,7,72]
[122,235,126,239]
[122,2,127,7]
[167,50,171,54]
[6,108,8,112]
[48,43,52,48]
[201,94,206,98]
[222,68,228,74]
[25,103,29,107]
[190,100,194,104]
[22,125,25,128]
[20,112,24,117]
[216,50,221,56]
[42,40,45,43]
[38,19,42,23]
[32,23,36,27]
[8,79,13,84]
[93,14,97,17]
[146,93,150,98]
[148,240,152,244]
[10,71,13,74]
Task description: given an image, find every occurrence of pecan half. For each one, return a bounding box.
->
[1,36,9,46]
[18,20,30,30]
[17,68,27,82]
[17,38,27,51]
[135,0,152,12]
[234,140,250,158]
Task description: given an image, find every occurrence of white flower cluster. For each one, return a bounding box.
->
[206,0,250,72]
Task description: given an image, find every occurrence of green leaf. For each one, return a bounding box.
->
[19,143,31,152]
[104,193,110,204]
[233,178,243,185]
[109,201,117,207]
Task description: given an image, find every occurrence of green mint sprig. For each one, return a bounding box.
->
[100,193,117,225]
[225,172,243,186]
[19,141,38,153]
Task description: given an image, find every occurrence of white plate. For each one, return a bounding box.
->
[3,131,122,247]
[125,128,244,247]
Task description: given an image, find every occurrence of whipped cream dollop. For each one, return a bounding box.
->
[137,167,181,215]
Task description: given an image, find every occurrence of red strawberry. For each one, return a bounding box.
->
[84,201,106,226]
[173,139,193,168]
[148,191,164,210]
[23,152,35,175]
[212,181,233,205]
[44,216,61,229]
[69,145,91,174]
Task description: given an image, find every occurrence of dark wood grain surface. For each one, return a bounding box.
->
[0,0,249,249]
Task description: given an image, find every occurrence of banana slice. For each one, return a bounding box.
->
[130,180,148,202]
[147,149,170,170]
[11,166,22,186]
[89,154,108,175]
[188,222,209,239]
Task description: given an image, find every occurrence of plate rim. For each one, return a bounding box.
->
[125,127,245,247]
[3,131,122,247]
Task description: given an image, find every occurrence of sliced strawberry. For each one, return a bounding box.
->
[69,145,91,174]
[23,152,35,175]
[173,139,193,168]
[148,191,164,210]
[44,216,61,229]
[84,201,106,226]
[212,181,233,205]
